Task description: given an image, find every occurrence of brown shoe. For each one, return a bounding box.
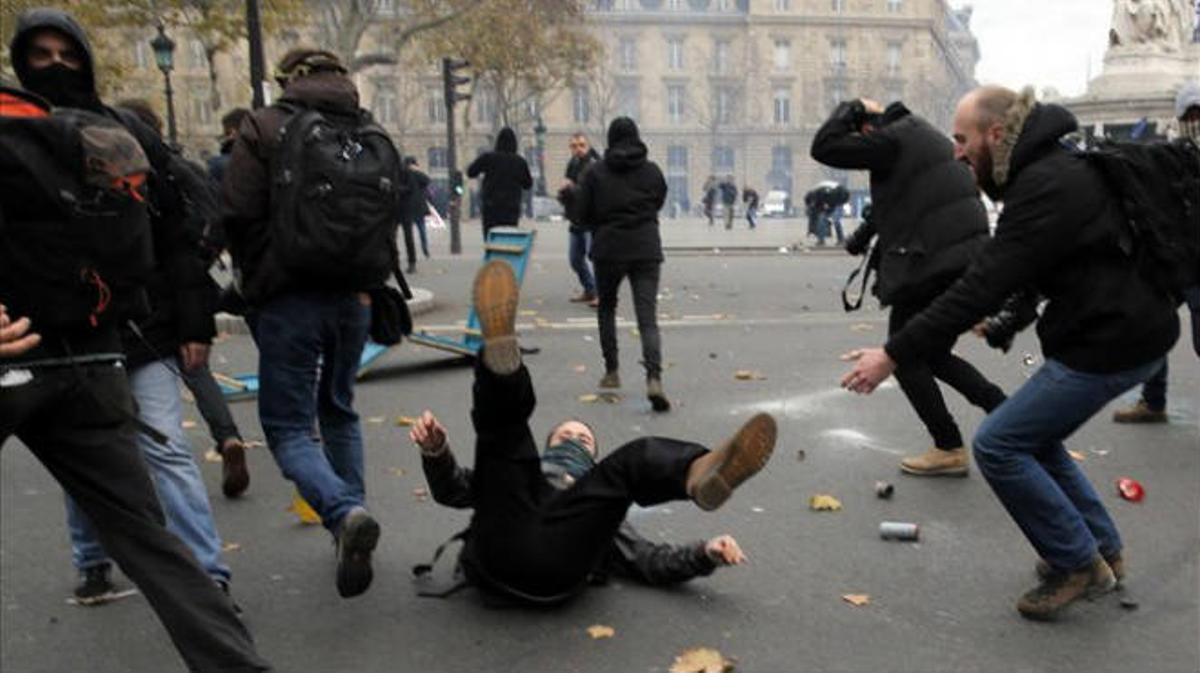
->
[1112,400,1167,424]
[220,438,250,499]
[688,413,777,511]
[647,377,671,413]
[473,260,520,375]
[1017,556,1117,621]
[900,447,969,477]
[570,291,596,303]
[598,370,621,389]
[1037,551,1124,586]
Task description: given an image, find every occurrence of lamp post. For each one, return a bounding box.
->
[150,23,178,146]
[534,115,547,197]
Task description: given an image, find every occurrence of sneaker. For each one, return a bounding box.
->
[598,370,621,389]
[1037,551,1124,586]
[570,291,596,303]
[74,564,117,606]
[1112,400,1167,424]
[220,438,250,499]
[688,413,777,511]
[1017,556,1117,621]
[647,377,671,413]
[335,507,381,599]
[473,260,521,375]
[899,447,969,477]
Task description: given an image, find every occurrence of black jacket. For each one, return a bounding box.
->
[420,447,717,598]
[811,101,988,306]
[5,10,213,367]
[885,99,1179,374]
[561,148,600,232]
[466,128,532,229]
[402,168,431,224]
[572,121,668,263]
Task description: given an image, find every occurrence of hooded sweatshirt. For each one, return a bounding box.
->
[466,127,533,228]
[5,9,214,367]
[572,117,668,263]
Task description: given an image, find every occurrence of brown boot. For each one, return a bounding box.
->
[219,438,250,499]
[899,447,969,477]
[1017,556,1117,621]
[598,370,621,389]
[647,377,671,413]
[687,413,777,511]
[1112,400,1167,424]
[1037,551,1124,586]
[473,260,521,375]
[570,291,596,303]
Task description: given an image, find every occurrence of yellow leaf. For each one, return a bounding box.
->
[670,646,734,673]
[287,492,322,525]
[203,449,223,463]
[1068,450,1086,462]
[586,624,615,639]
[842,593,871,607]
[222,542,242,553]
[809,494,843,511]
[519,309,538,316]
[734,370,766,381]
[387,467,406,477]
[578,393,600,403]
[395,415,417,427]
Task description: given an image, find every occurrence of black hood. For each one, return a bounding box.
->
[1007,103,1078,180]
[495,126,517,153]
[880,101,911,126]
[604,116,647,172]
[9,9,98,105]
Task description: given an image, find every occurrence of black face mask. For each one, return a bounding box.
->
[23,63,99,111]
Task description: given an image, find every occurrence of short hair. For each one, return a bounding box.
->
[570,131,589,141]
[972,85,1018,131]
[116,98,162,136]
[544,418,599,455]
[220,107,250,135]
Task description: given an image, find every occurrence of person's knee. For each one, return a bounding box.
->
[972,417,1015,473]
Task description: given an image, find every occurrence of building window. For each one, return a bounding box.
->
[667,36,685,70]
[713,39,730,75]
[772,87,790,125]
[830,39,847,68]
[190,94,212,125]
[373,86,397,125]
[668,0,683,10]
[617,81,640,119]
[133,41,150,69]
[831,0,846,12]
[887,0,903,12]
[666,145,689,211]
[667,84,686,123]
[769,144,793,192]
[716,0,734,9]
[712,145,734,173]
[773,39,790,70]
[573,86,591,123]
[189,39,207,70]
[427,87,446,124]
[886,41,901,76]
[619,37,637,72]
[773,0,789,10]
[428,147,448,170]
[716,86,734,124]
[828,80,846,111]
[475,87,497,125]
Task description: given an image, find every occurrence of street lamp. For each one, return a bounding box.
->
[150,23,178,146]
[534,115,547,197]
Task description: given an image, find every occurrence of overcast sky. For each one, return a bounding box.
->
[956,0,1115,97]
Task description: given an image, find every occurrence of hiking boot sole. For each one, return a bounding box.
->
[221,442,250,499]
[336,510,381,598]
[473,260,521,375]
[693,413,777,511]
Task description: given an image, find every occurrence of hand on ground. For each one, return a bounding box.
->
[705,535,747,566]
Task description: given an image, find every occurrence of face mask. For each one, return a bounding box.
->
[541,438,596,488]
[23,63,98,111]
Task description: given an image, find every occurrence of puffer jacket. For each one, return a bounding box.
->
[466,127,533,228]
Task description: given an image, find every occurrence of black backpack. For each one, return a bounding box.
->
[0,100,155,333]
[1086,138,1200,303]
[165,151,224,266]
[269,102,399,289]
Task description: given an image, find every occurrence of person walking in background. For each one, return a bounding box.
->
[467,126,532,240]
[400,156,431,274]
[742,186,759,229]
[569,117,671,413]
[719,175,738,230]
[559,131,601,306]
[701,175,717,226]
[208,108,249,186]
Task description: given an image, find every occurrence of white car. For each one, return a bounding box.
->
[761,190,790,217]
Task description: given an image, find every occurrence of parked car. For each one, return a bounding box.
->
[762,190,791,217]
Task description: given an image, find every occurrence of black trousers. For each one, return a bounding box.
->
[399,217,417,267]
[0,362,269,673]
[594,260,663,377]
[466,361,704,599]
[888,301,1007,450]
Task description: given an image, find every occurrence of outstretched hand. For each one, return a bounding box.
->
[705,534,747,566]
[0,304,40,358]
[410,410,448,455]
[839,347,896,394]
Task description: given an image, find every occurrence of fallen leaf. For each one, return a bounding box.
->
[181,419,198,429]
[578,393,600,403]
[287,492,322,525]
[1068,450,1086,462]
[573,364,587,373]
[413,486,429,502]
[734,370,766,381]
[586,624,615,639]
[809,494,843,511]
[222,542,242,553]
[842,593,871,607]
[366,416,385,425]
[597,392,622,404]
[203,450,223,463]
[387,467,406,477]
[395,416,417,427]
[670,647,734,673]
[850,323,874,332]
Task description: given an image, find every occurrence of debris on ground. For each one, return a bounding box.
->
[412,486,430,502]
[809,494,843,511]
[586,624,615,639]
[395,416,417,427]
[842,594,871,607]
[221,542,242,553]
[734,370,766,381]
[669,646,735,673]
[287,492,321,525]
[1116,477,1145,502]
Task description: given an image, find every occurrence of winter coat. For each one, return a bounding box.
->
[402,168,431,224]
[207,137,233,185]
[742,188,760,209]
[811,101,988,306]
[420,447,718,603]
[466,127,533,229]
[4,10,214,367]
[572,120,668,263]
[222,71,381,305]
[719,181,738,204]
[885,93,1179,374]
[562,148,600,232]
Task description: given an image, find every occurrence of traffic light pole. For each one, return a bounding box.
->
[247,0,266,109]
[443,66,462,255]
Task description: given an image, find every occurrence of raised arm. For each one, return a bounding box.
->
[411,411,474,509]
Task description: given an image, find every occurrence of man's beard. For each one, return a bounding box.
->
[21,63,100,111]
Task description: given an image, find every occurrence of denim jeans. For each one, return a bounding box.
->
[255,292,371,533]
[594,260,663,377]
[973,357,1163,571]
[746,206,758,229]
[65,358,231,582]
[568,229,595,294]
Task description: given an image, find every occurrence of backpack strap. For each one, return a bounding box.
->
[842,238,876,312]
[412,528,471,599]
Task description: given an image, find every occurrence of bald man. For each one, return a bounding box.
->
[841,86,1179,621]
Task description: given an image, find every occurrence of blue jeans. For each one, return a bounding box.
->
[65,358,230,582]
[1136,286,1200,410]
[255,292,370,533]
[568,229,595,294]
[973,357,1163,572]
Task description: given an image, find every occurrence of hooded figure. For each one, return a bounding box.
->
[466,126,533,236]
[9,8,101,111]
